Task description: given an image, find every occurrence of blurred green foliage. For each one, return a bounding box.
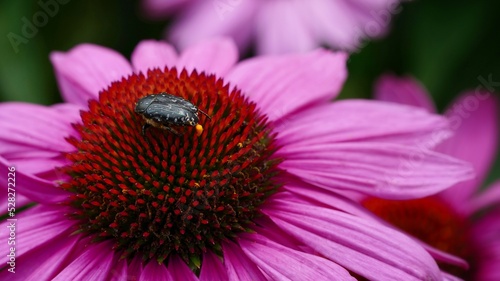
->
[0,1,165,104]
[0,0,499,184]
[342,0,500,109]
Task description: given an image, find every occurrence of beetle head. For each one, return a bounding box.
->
[134,95,155,114]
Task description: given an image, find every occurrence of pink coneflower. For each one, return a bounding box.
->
[0,39,473,280]
[363,74,500,280]
[142,0,403,54]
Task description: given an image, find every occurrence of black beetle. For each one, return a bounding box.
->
[134,93,211,136]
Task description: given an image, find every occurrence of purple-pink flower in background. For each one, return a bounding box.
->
[142,0,403,54]
[363,74,500,280]
[0,39,473,280]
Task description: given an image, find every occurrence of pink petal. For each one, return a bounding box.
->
[0,191,31,217]
[274,100,450,148]
[341,0,398,41]
[168,255,198,281]
[223,240,267,281]
[131,40,178,74]
[0,102,79,155]
[282,179,382,218]
[239,233,355,280]
[419,241,469,269]
[50,44,133,107]
[282,182,469,269]
[0,205,75,264]
[10,157,70,183]
[200,251,228,281]
[252,216,305,252]
[141,261,173,281]
[255,2,316,54]
[0,234,80,280]
[109,258,128,281]
[374,74,436,112]
[53,241,116,281]
[300,0,364,50]
[470,211,500,281]
[476,250,500,281]
[352,0,399,9]
[0,156,71,203]
[128,256,145,280]
[278,142,474,199]
[176,37,238,77]
[226,50,348,122]
[264,199,442,280]
[168,0,258,52]
[468,181,500,213]
[0,102,80,180]
[437,92,499,210]
[441,272,464,281]
[471,209,500,244]
[142,0,190,18]
[301,0,401,51]
[52,102,85,114]
[474,241,500,281]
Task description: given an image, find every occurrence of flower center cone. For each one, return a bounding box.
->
[60,67,282,269]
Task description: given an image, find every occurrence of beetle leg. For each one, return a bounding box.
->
[142,123,151,135]
[165,126,182,136]
[198,109,212,120]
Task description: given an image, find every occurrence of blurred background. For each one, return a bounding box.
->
[0,0,499,183]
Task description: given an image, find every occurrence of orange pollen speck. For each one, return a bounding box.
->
[59,67,282,269]
[195,124,203,136]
